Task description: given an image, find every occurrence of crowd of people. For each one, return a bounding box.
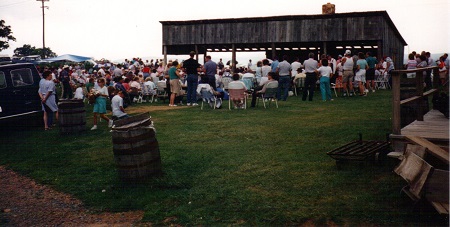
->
[405,51,449,86]
[36,50,449,131]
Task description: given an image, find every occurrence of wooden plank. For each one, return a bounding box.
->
[394,151,434,200]
[405,136,449,164]
[430,202,449,215]
[423,89,437,97]
[387,151,403,159]
[425,169,449,204]
[406,144,427,159]
[392,71,401,135]
[400,96,420,105]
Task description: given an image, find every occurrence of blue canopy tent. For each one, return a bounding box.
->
[43,54,93,63]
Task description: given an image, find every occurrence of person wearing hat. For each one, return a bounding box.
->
[341,50,355,97]
[182,51,201,106]
[59,65,73,99]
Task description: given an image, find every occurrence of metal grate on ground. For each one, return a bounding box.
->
[327,140,391,161]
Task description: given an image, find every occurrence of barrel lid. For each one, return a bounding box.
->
[112,118,153,131]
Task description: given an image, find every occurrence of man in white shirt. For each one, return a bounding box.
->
[113,64,122,78]
[290,57,302,76]
[327,55,337,75]
[302,52,318,101]
[247,59,253,70]
[341,50,355,97]
[277,55,292,101]
[111,90,129,120]
[98,65,106,77]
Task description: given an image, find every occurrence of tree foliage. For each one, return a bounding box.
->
[14,44,57,58]
[0,19,16,51]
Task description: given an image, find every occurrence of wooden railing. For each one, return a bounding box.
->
[391,66,440,135]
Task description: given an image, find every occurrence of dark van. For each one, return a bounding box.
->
[0,63,42,121]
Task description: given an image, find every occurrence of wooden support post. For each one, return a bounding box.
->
[377,40,383,61]
[432,67,440,99]
[416,71,424,121]
[271,43,276,60]
[163,45,167,69]
[232,44,236,73]
[392,71,401,135]
[195,45,199,60]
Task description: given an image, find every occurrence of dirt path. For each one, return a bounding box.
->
[0,166,146,226]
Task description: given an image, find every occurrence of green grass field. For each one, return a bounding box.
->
[0,90,445,225]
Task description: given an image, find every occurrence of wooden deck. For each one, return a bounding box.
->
[390,109,449,155]
[401,110,449,143]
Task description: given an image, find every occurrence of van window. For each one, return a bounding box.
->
[0,72,6,89]
[11,68,34,87]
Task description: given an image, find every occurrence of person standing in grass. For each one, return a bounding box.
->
[59,65,72,99]
[341,50,355,97]
[204,55,218,90]
[39,71,58,130]
[91,78,113,130]
[316,59,333,101]
[276,55,292,101]
[182,51,201,106]
[271,56,279,72]
[355,52,369,96]
[302,52,319,101]
[365,52,378,92]
[169,61,182,107]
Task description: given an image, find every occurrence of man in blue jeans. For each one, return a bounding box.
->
[182,51,201,106]
[203,55,217,90]
[276,55,291,101]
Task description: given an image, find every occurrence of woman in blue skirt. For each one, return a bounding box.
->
[91,78,113,130]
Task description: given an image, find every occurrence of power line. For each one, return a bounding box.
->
[36,0,49,58]
[0,0,34,9]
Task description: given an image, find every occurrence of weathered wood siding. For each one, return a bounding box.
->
[161,11,406,68]
[163,15,394,45]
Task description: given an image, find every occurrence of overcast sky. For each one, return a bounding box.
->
[0,0,449,62]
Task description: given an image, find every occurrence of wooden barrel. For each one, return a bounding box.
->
[111,113,162,182]
[58,99,86,134]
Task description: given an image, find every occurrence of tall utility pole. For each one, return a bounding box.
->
[37,0,49,58]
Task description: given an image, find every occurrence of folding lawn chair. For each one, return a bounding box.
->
[156,81,168,103]
[256,81,279,108]
[228,82,247,110]
[199,87,221,110]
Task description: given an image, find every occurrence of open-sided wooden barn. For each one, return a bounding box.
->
[160,10,406,69]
